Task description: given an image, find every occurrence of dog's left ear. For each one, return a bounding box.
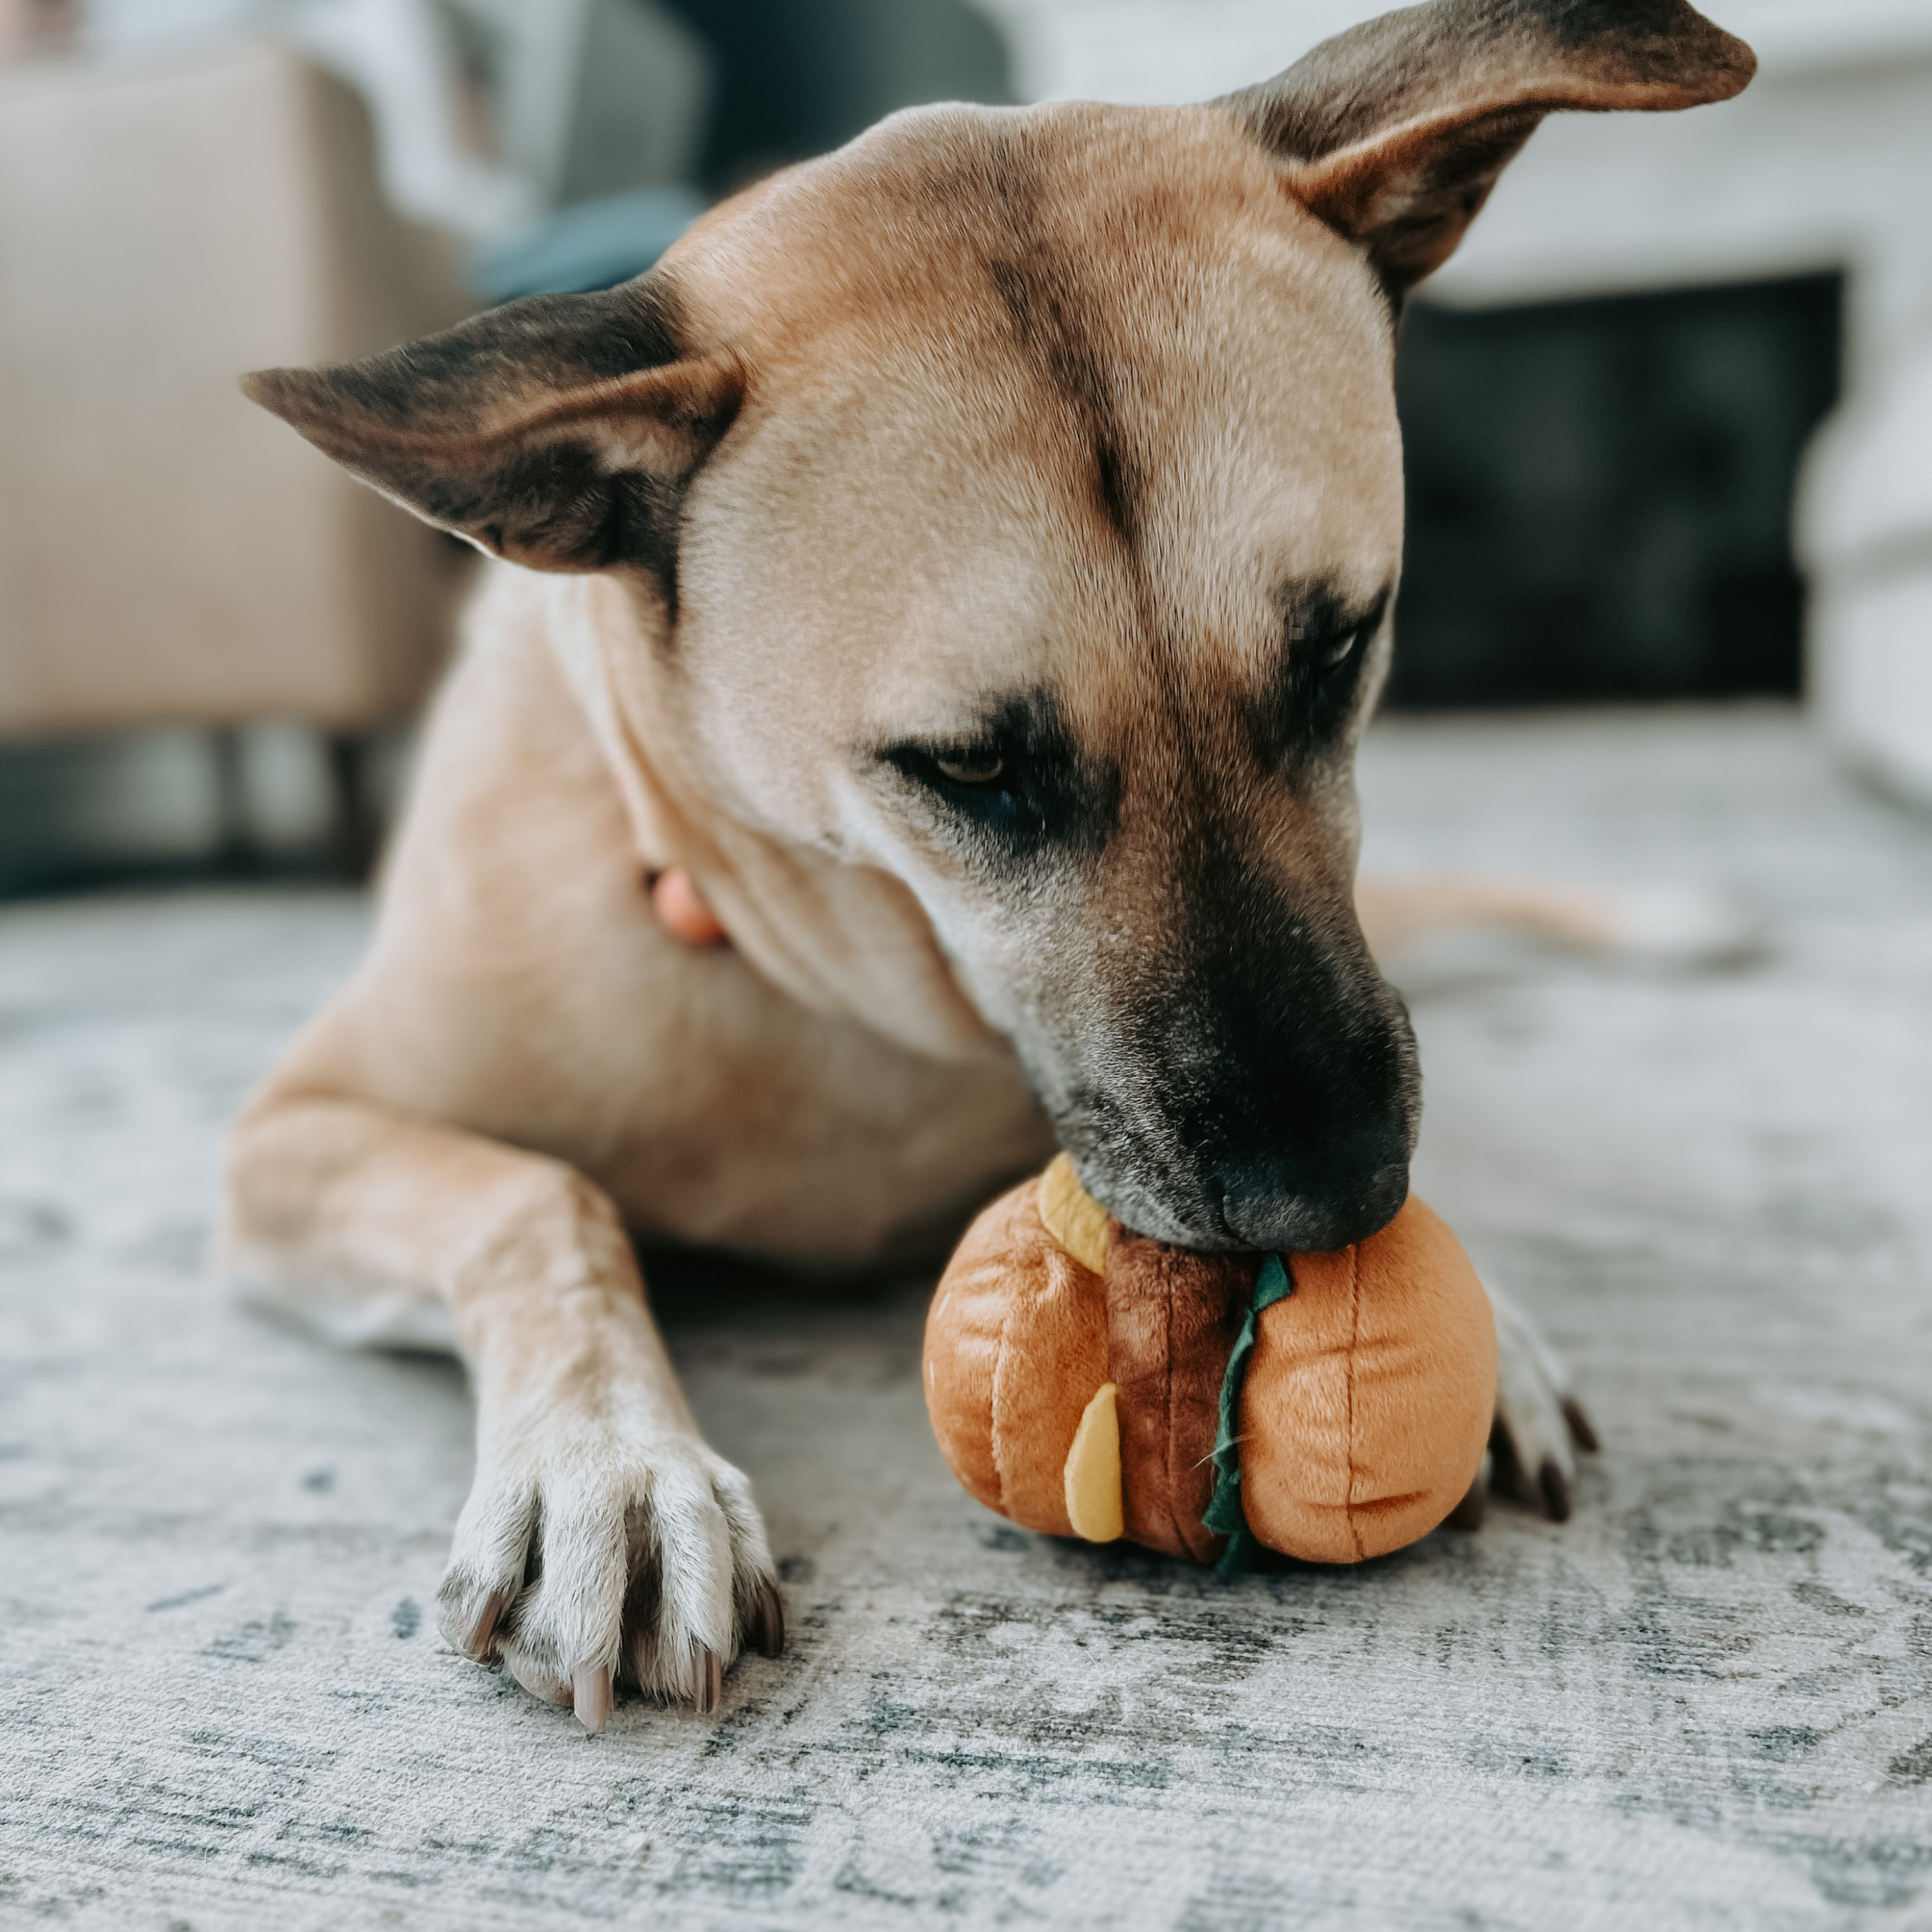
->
[243,276,742,598]
[1222,0,1755,294]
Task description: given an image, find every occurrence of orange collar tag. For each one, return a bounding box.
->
[651,867,729,948]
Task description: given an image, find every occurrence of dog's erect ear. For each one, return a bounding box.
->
[1221,0,1755,293]
[243,279,742,594]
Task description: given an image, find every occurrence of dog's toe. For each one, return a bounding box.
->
[437,1482,537,1662]
[620,1453,781,1709]
[1446,1452,1490,1532]
[503,1648,574,1707]
[1486,1280,1592,1522]
[437,1584,511,1662]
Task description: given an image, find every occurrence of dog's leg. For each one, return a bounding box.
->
[223,1088,781,1727]
[1356,874,1757,968]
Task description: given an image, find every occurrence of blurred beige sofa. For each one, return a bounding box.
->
[0,39,468,742]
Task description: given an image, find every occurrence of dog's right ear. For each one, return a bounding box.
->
[1222,0,1755,294]
[243,279,742,601]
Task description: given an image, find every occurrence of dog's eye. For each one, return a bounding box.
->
[1292,617,1367,676]
[1317,627,1363,672]
[933,749,1007,786]
[1262,588,1392,767]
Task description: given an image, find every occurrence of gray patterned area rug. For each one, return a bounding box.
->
[3,708,1929,1932]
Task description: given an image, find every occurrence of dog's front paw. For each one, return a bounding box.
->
[1484,1281,1598,1523]
[435,1416,782,1730]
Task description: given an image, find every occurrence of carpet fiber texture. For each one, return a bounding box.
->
[2,708,1929,1931]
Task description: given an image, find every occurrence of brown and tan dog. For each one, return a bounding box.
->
[223,0,1754,1732]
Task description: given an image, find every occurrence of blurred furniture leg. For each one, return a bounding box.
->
[324,731,381,882]
[211,725,258,877]
[0,41,472,875]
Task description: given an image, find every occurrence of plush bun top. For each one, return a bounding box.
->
[923,1157,1496,1566]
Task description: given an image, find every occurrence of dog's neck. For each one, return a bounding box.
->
[547,574,1009,1067]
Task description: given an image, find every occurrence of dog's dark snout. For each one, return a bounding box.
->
[1212,1144,1411,1255]
[1132,907,1422,1256]
[1197,966,1418,1253]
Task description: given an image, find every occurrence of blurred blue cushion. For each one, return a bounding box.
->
[468,186,705,304]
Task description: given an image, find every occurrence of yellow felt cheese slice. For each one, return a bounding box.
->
[1038,1152,1112,1276]
[1062,1382,1124,1542]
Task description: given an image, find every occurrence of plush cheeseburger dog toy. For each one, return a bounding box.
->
[924,1157,1496,1570]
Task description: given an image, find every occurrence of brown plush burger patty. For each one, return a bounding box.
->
[1101,1232,1255,1563]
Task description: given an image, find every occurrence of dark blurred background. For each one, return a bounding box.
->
[1,0,1922,895]
[658,0,1010,193]
[1393,272,1843,710]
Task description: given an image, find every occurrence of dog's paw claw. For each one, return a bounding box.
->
[1538,1457,1572,1524]
[692,1644,724,1716]
[573,1662,612,1734]
[1562,1396,1600,1454]
[750,1581,786,1658]
[465,1589,509,1662]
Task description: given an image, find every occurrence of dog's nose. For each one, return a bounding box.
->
[1162,936,1421,1254]
[1066,859,1423,1256]
[1213,1145,1410,1255]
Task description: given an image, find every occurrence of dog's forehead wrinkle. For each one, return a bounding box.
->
[715,103,1394,539]
[973,167,1151,562]
[686,137,1403,677]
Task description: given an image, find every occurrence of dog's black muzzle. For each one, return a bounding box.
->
[1168,980,1417,1253]
[1052,902,1421,1256]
